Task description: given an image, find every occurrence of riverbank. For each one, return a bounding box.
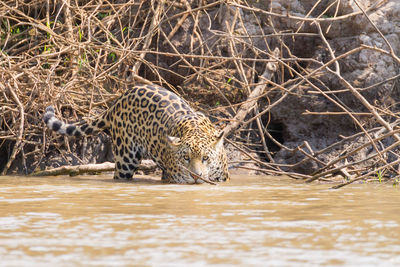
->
[1,0,399,186]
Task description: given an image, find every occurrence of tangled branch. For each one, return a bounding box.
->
[0,0,399,188]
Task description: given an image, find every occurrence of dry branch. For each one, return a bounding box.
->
[223,48,279,137]
[1,83,25,175]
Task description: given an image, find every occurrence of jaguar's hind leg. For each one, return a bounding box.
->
[113,143,143,180]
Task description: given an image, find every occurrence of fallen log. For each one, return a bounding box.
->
[31,160,158,177]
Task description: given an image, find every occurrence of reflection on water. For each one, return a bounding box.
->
[0,175,399,266]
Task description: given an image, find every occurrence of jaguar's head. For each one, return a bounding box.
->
[166,131,229,184]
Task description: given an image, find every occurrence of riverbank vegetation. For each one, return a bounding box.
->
[1,0,399,188]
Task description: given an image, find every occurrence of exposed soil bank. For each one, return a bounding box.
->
[1,1,399,186]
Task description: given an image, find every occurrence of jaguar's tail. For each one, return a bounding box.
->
[43,106,109,137]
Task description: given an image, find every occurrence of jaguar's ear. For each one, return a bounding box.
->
[213,131,224,150]
[166,135,181,148]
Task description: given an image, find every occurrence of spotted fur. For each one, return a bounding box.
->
[43,84,230,184]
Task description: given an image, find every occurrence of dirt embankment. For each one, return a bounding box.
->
[1,0,399,187]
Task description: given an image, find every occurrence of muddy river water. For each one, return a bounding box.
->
[0,175,399,266]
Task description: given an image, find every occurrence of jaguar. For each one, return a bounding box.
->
[43,84,230,184]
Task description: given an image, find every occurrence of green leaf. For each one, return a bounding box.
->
[78,27,82,41]
[97,13,108,19]
[108,52,117,62]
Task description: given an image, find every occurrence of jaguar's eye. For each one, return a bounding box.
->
[183,155,190,161]
[202,156,209,161]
